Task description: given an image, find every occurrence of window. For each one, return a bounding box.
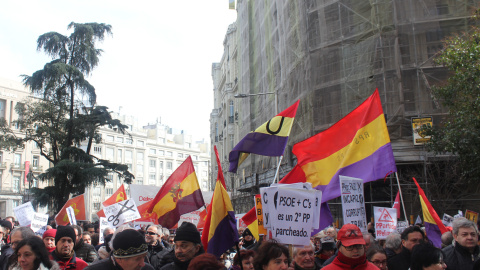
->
[150,149,156,155]
[32,177,37,188]
[193,155,198,161]
[167,151,173,157]
[229,100,234,123]
[230,134,235,149]
[202,171,208,177]
[137,178,144,185]
[159,161,164,169]
[93,203,101,210]
[94,146,102,155]
[126,138,133,145]
[127,163,133,171]
[137,164,144,173]
[0,152,2,163]
[106,174,113,181]
[106,188,113,197]
[106,135,114,142]
[137,140,144,147]
[166,162,172,170]
[116,137,124,143]
[0,99,5,119]
[149,173,156,180]
[106,148,114,161]
[159,138,165,144]
[150,159,156,168]
[13,176,20,192]
[117,149,123,162]
[136,152,144,162]
[159,150,164,156]
[125,150,133,161]
[186,142,191,148]
[32,156,39,169]
[14,154,21,167]
[178,153,183,158]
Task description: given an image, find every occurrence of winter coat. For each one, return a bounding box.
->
[387,247,411,270]
[321,254,379,270]
[9,260,61,270]
[443,242,480,270]
[84,257,154,270]
[74,241,98,264]
[147,240,171,270]
[51,251,88,270]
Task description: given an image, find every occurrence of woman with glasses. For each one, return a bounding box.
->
[321,224,378,270]
[410,242,447,270]
[366,246,388,270]
[7,236,60,270]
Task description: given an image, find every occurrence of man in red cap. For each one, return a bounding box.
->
[322,224,378,270]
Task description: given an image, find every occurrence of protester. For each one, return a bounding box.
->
[440,231,453,249]
[51,226,88,270]
[321,224,378,270]
[43,229,57,253]
[7,236,60,270]
[1,227,35,270]
[160,222,204,270]
[71,225,98,264]
[161,228,171,248]
[325,227,337,241]
[97,234,112,260]
[145,225,171,269]
[232,249,255,270]
[384,233,402,259]
[83,225,95,236]
[242,229,256,249]
[292,243,319,270]
[253,240,290,270]
[442,217,479,270]
[0,223,7,248]
[84,229,153,270]
[1,219,13,242]
[94,227,114,251]
[387,226,425,270]
[316,236,336,266]
[186,253,224,270]
[411,242,447,270]
[82,233,91,245]
[366,245,388,270]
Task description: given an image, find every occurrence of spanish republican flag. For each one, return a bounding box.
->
[55,194,86,226]
[148,156,205,228]
[413,177,447,248]
[201,146,238,256]
[229,100,300,173]
[292,89,396,202]
[97,185,128,218]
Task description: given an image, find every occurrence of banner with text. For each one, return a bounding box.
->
[31,213,49,236]
[442,213,454,227]
[104,199,141,228]
[340,176,367,232]
[255,194,267,235]
[374,207,397,239]
[14,201,35,226]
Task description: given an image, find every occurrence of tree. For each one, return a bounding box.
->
[426,10,480,186]
[0,22,133,213]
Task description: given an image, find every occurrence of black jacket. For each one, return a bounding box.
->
[147,241,171,270]
[387,247,411,270]
[443,242,480,270]
[159,247,204,270]
[74,241,99,264]
[84,257,154,270]
[0,244,13,270]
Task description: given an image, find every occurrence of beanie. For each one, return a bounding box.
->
[55,226,76,246]
[174,222,201,244]
[242,228,253,238]
[43,229,57,239]
[112,229,148,258]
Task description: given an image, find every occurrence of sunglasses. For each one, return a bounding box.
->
[146,232,158,236]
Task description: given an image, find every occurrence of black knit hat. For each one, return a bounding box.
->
[0,220,12,231]
[112,229,148,258]
[242,228,253,237]
[174,222,201,244]
[55,226,76,246]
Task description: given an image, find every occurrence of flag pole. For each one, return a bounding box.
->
[272,156,283,184]
[395,172,408,222]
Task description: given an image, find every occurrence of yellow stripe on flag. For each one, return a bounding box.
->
[207,181,234,241]
[254,116,295,137]
[152,172,200,216]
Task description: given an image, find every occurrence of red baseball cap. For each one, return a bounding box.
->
[337,224,366,246]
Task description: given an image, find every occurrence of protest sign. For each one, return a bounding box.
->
[255,194,267,235]
[396,220,409,233]
[374,207,397,239]
[442,213,454,227]
[454,210,463,219]
[13,201,35,226]
[465,210,478,223]
[104,199,140,227]
[340,176,367,232]
[270,187,318,246]
[31,213,49,236]
[66,206,77,225]
[99,217,109,243]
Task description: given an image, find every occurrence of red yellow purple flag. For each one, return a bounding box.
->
[413,177,447,248]
[292,89,396,202]
[229,100,300,173]
[147,156,205,228]
[55,194,86,226]
[201,146,238,257]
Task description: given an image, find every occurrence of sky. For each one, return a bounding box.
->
[0,1,237,141]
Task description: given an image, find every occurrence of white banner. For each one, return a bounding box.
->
[31,213,49,236]
[104,199,141,227]
[374,207,397,239]
[129,184,161,207]
[340,176,367,232]
[442,213,454,227]
[396,220,409,233]
[66,206,77,225]
[99,217,109,243]
[13,201,35,226]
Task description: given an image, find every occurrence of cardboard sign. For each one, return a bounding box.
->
[465,210,478,223]
[66,206,77,225]
[104,199,140,227]
[13,201,35,226]
[412,117,432,145]
[99,217,109,243]
[442,213,454,227]
[31,213,49,236]
[454,210,463,219]
[340,176,367,232]
[374,207,397,239]
[255,194,267,235]
[396,220,409,233]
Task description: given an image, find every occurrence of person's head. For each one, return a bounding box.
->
[326,227,337,239]
[169,235,174,245]
[441,231,453,248]
[84,224,95,235]
[71,224,83,245]
[238,227,245,237]
[366,245,387,270]
[186,253,224,270]
[42,229,57,251]
[336,224,366,259]
[162,227,170,241]
[82,232,91,245]
[320,236,336,258]
[0,219,13,236]
[174,222,202,262]
[145,225,163,245]
[10,227,35,250]
[233,249,255,270]
[103,227,115,238]
[253,240,290,270]
[13,236,52,270]
[293,243,316,270]
[401,226,425,251]
[112,229,148,270]
[243,228,254,242]
[91,233,99,247]
[385,232,402,253]
[0,224,6,241]
[410,242,446,270]
[55,226,76,257]
[452,217,479,251]
[364,233,374,250]
[6,216,15,227]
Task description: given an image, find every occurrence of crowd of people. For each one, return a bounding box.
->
[0,215,479,270]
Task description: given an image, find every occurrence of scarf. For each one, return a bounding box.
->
[336,251,368,268]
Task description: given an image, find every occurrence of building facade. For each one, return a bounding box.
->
[211,0,480,215]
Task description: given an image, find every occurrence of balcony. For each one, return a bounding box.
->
[11,163,25,171]
[32,166,43,172]
[0,162,7,169]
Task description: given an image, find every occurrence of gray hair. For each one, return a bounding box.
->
[452,217,478,236]
[71,225,83,236]
[385,232,402,250]
[148,225,163,235]
[163,227,170,237]
[109,225,133,251]
[103,227,114,238]
[10,227,35,239]
[293,242,315,257]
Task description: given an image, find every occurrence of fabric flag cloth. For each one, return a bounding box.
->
[147,156,205,228]
[229,100,300,173]
[135,200,158,224]
[55,194,86,226]
[292,89,397,203]
[201,146,238,257]
[97,184,128,218]
[393,191,401,219]
[196,206,208,230]
[413,177,448,248]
